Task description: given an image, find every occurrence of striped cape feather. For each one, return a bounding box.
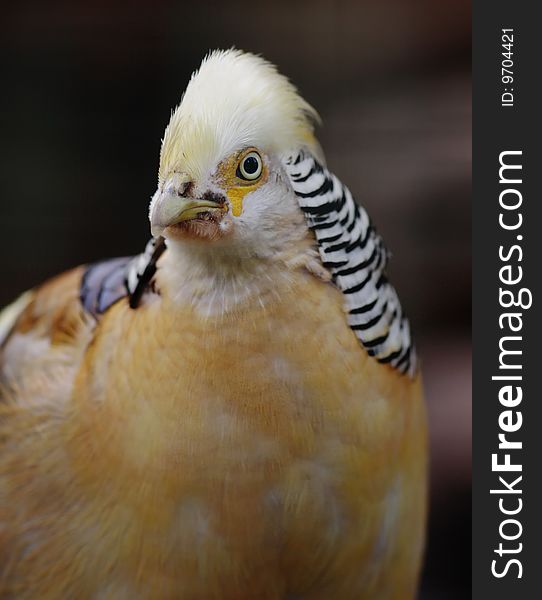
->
[284,150,416,377]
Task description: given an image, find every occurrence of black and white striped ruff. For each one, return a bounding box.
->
[284,150,417,377]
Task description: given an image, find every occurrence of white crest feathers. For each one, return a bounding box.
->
[159,49,321,182]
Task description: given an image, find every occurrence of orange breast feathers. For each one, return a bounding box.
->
[0,266,426,599]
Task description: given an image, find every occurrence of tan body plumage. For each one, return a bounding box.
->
[0,50,427,598]
[0,260,425,599]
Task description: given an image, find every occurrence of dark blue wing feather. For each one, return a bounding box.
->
[80,237,166,317]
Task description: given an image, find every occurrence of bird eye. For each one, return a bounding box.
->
[237,151,263,181]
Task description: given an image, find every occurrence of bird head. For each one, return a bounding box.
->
[149,49,322,258]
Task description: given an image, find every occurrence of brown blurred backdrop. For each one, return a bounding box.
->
[0,1,471,598]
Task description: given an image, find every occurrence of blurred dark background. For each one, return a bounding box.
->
[0,1,471,597]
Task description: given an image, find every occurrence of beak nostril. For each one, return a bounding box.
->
[163,173,193,197]
[181,181,194,197]
[166,181,191,197]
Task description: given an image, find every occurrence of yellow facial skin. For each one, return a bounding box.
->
[216,148,269,216]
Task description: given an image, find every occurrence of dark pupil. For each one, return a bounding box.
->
[243,156,259,175]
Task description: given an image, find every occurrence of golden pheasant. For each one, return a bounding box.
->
[0,50,427,599]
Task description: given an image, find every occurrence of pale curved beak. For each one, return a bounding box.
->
[149,174,225,237]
